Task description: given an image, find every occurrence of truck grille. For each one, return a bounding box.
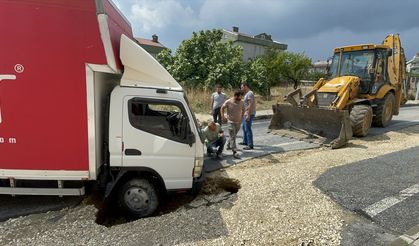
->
[317,92,337,107]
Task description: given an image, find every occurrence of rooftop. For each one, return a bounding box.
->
[135,35,166,48]
[223,27,287,50]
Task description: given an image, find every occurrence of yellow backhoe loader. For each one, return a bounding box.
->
[269,34,406,148]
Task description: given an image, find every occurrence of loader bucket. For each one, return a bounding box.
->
[269,104,353,149]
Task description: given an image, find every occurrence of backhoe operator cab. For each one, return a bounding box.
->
[270,34,406,148]
[328,47,392,96]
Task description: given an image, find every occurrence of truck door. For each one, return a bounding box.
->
[122,97,195,190]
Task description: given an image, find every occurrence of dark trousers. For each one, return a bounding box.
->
[207,136,226,155]
[212,107,222,125]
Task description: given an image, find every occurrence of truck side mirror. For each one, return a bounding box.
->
[187,131,195,146]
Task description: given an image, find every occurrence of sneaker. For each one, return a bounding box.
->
[243,146,254,150]
[233,152,240,159]
[238,142,247,145]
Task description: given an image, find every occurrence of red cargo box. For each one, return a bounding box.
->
[0,0,132,179]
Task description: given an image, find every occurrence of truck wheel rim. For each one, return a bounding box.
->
[124,187,150,211]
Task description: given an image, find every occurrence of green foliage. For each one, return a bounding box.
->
[244,49,312,97]
[157,29,244,89]
[272,51,312,89]
[156,48,173,70]
[156,29,312,97]
[306,71,327,81]
[244,58,270,97]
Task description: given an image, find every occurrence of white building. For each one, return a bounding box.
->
[406,53,419,100]
[221,26,287,61]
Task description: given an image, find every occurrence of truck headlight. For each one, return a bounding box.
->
[193,157,204,178]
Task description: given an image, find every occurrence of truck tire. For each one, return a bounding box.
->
[372,93,395,127]
[350,105,372,137]
[118,178,159,218]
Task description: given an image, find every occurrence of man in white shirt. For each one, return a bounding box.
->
[210,84,227,126]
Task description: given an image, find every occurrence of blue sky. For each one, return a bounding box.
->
[113,0,419,61]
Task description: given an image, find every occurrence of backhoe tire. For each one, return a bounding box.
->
[372,93,395,127]
[350,105,372,137]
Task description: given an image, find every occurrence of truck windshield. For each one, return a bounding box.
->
[329,50,375,81]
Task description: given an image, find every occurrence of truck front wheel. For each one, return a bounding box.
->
[118,178,159,218]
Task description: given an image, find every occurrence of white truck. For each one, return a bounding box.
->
[0,0,205,218]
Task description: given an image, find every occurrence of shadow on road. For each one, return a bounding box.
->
[0,195,82,222]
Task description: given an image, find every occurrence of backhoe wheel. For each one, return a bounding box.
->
[350,105,372,137]
[118,178,159,218]
[372,93,395,127]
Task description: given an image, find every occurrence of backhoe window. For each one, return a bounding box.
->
[330,50,375,80]
[375,50,388,82]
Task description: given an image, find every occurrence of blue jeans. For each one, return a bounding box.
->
[242,114,254,147]
[207,136,226,155]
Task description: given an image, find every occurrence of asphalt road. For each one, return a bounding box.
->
[313,105,419,245]
[1,105,418,227]
[203,119,319,172]
[314,146,419,245]
[205,105,419,172]
[369,105,419,136]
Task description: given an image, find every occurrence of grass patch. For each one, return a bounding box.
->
[186,85,312,114]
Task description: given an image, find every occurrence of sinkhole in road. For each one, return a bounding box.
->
[94,176,241,227]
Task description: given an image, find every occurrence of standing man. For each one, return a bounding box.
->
[202,121,226,159]
[210,84,227,125]
[240,82,256,150]
[221,90,244,159]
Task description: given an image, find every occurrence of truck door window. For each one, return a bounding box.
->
[128,99,190,144]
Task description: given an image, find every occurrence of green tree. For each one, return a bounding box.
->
[306,70,327,81]
[157,29,244,89]
[244,49,312,97]
[274,51,312,89]
[156,48,174,72]
[244,57,270,98]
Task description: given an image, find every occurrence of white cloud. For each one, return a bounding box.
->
[113,0,419,59]
[129,0,196,33]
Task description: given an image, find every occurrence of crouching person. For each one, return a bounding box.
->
[202,121,226,159]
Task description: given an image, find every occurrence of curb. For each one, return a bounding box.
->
[389,224,419,246]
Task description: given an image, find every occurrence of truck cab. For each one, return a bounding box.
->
[107,85,205,217]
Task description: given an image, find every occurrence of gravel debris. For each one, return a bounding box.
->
[1,125,418,246]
